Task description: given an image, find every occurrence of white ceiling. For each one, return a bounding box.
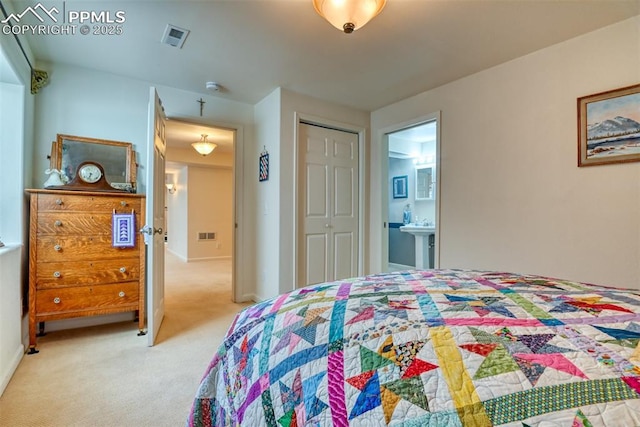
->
[7,0,640,150]
[389,121,436,159]
[14,0,639,112]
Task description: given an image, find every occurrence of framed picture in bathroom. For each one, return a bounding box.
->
[392,175,408,198]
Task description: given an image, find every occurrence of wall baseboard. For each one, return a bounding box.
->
[166,247,188,262]
[248,293,264,303]
[187,256,232,262]
[165,249,232,263]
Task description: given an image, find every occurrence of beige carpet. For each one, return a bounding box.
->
[0,250,250,426]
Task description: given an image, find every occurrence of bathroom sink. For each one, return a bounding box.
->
[399,224,436,235]
[399,225,435,269]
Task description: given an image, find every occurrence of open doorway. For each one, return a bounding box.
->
[163,119,237,300]
[382,115,440,273]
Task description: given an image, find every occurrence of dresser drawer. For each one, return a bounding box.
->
[36,212,140,236]
[38,194,141,212]
[35,282,139,316]
[36,258,140,289]
[36,236,139,261]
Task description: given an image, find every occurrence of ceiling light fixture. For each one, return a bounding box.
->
[191,134,217,156]
[312,0,386,34]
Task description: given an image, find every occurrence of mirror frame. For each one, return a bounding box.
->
[415,164,435,201]
[50,134,137,192]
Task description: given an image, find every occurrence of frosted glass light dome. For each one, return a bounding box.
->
[191,134,217,156]
[312,0,386,33]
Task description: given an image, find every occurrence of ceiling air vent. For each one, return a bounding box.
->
[161,24,190,49]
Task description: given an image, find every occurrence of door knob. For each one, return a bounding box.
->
[140,226,163,235]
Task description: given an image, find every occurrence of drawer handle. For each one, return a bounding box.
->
[53,271,61,278]
[119,267,127,273]
[120,201,127,207]
[53,297,61,304]
[54,245,62,252]
[55,199,63,205]
[118,291,125,297]
[54,220,62,227]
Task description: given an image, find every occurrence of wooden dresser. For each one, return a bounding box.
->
[27,189,146,352]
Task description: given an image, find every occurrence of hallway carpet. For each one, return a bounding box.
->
[0,251,250,426]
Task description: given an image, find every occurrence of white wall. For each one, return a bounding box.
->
[187,166,233,260]
[166,145,235,263]
[31,61,256,305]
[32,62,149,189]
[277,89,370,295]
[0,247,22,395]
[166,165,188,259]
[371,17,640,289]
[253,88,371,299]
[253,89,281,300]
[0,7,35,394]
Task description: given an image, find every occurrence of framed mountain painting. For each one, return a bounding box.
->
[578,84,640,166]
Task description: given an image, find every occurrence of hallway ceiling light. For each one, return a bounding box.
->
[191,134,217,156]
[312,0,386,33]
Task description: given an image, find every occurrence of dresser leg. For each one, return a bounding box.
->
[36,321,46,337]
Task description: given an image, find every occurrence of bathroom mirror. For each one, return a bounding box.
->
[50,134,137,192]
[415,165,435,200]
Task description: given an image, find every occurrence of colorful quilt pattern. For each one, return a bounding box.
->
[188,270,640,426]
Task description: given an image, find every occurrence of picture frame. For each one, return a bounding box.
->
[392,175,408,199]
[578,84,640,167]
[50,134,137,192]
[259,149,269,182]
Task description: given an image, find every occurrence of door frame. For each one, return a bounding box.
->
[163,116,245,303]
[379,112,441,272]
[293,113,366,288]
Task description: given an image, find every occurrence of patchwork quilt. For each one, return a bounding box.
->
[188,270,640,426]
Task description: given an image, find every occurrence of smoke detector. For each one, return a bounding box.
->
[161,24,190,49]
[206,82,221,92]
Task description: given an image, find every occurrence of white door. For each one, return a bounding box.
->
[298,123,359,287]
[143,87,166,346]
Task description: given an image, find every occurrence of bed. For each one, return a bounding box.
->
[188,269,640,426]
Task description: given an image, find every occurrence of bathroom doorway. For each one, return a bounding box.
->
[383,116,440,273]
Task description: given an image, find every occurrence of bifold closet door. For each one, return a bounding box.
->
[298,123,359,287]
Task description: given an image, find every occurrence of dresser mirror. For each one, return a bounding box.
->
[50,134,137,192]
